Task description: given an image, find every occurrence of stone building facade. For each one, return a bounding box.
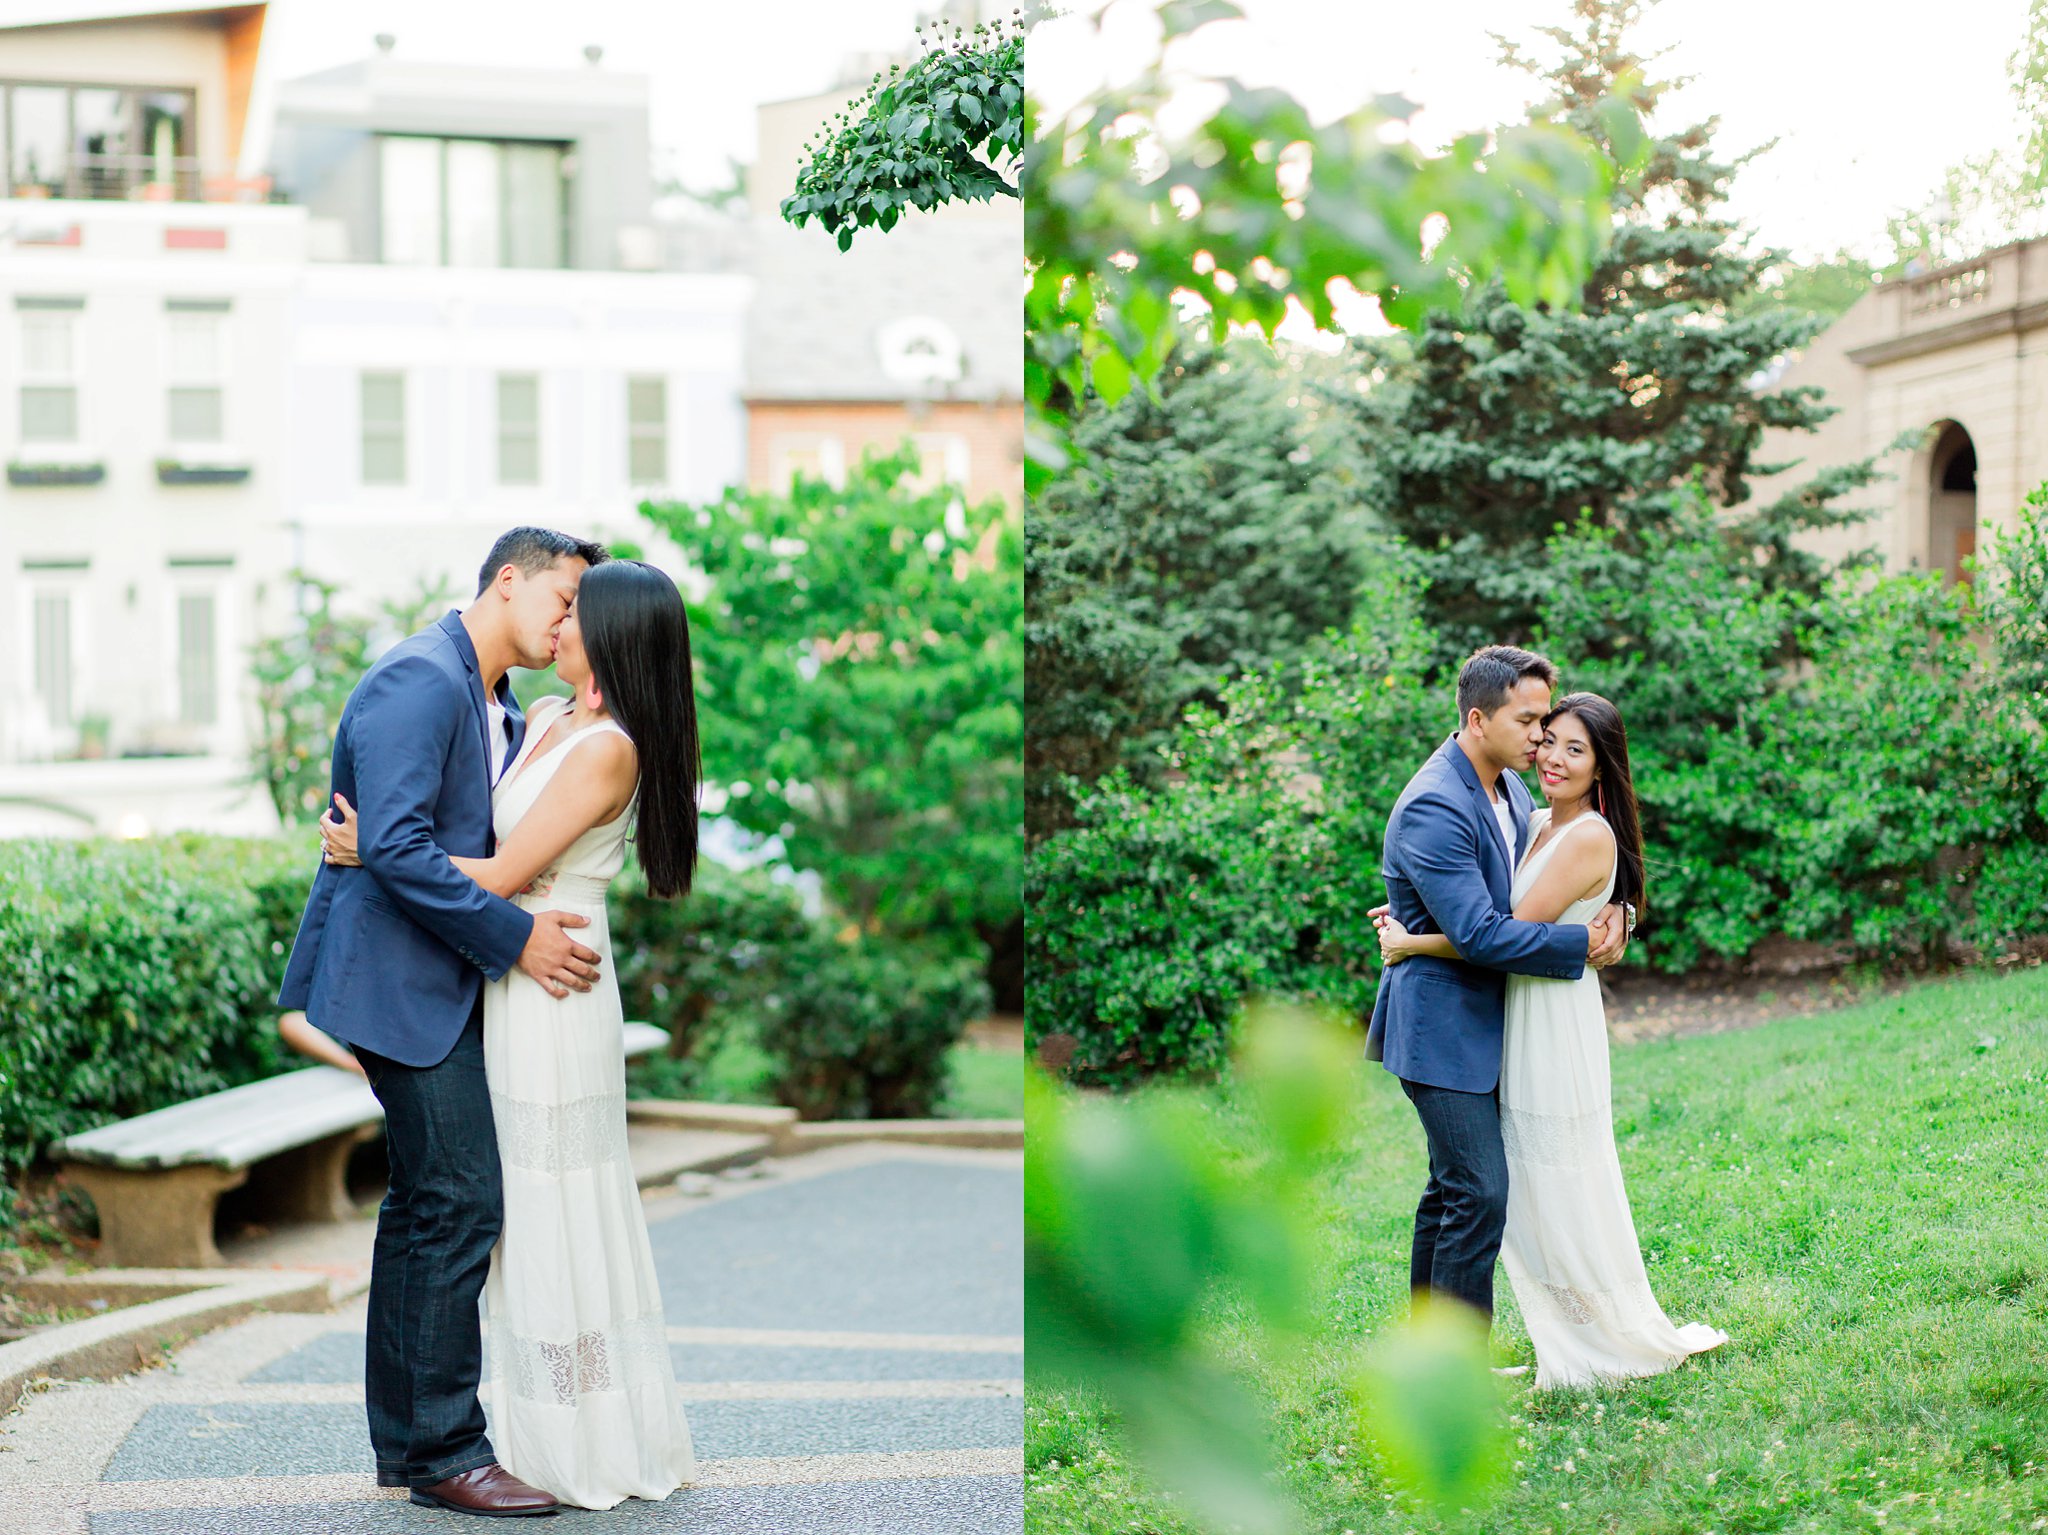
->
[1751,239,2048,584]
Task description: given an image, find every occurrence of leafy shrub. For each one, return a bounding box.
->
[1027,492,2048,1080]
[611,859,817,1092]
[1542,494,2048,968]
[0,830,975,1215]
[1026,775,1330,1087]
[1984,480,2048,708]
[759,940,989,1120]
[1027,558,1439,1086]
[0,834,312,1176]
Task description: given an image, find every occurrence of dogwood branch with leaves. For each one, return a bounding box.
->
[1023,0,1645,487]
[782,12,1025,250]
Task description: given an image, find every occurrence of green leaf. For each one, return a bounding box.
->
[1595,75,1651,174]
[1088,345,1134,406]
[1356,1300,1511,1515]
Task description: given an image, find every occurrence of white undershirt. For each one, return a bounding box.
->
[487,697,509,785]
[1489,785,1516,862]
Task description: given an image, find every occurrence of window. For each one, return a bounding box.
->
[378,137,442,267]
[498,374,540,485]
[769,433,845,491]
[446,140,500,268]
[1,80,195,198]
[627,377,667,485]
[176,591,216,726]
[8,85,66,197]
[71,88,130,199]
[378,136,568,269]
[875,316,964,387]
[503,144,565,268]
[17,300,81,445]
[909,432,970,494]
[139,92,191,189]
[361,372,406,486]
[166,302,227,445]
[32,588,73,728]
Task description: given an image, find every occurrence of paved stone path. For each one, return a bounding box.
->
[0,1144,1022,1534]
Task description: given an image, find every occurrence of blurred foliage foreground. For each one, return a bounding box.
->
[1029,970,2048,1534]
[1028,1003,1513,1534]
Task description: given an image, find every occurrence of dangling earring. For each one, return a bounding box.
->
[1594,779,1605,814]
[583,679,603,711]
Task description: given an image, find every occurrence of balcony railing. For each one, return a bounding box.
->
[7,154,278,205]
[1906,260,1992,318]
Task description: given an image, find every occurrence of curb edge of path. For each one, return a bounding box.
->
[624,1100,1023,1157]
[0,1270,331,1417]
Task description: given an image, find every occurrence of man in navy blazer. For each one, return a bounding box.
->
[1366,646,1627,1327]
[277,527,608,1517]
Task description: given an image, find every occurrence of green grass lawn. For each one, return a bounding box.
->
[1028,966,2048,1534]
[940,1039,1024,1119]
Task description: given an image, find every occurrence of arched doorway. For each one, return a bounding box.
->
[1927,421,1978,585]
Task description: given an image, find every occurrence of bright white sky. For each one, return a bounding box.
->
[266,0,2037,324]
[1029,0,2035,262]
[264,0,936,195]
[267,0,2035,249]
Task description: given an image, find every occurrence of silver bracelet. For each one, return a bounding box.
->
[1623,901,1637,938]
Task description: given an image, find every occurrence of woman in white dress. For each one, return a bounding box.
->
[1375,693,1727,1389]
[325,558,700,1506]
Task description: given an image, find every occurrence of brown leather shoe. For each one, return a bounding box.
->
[410,1463,560,1517]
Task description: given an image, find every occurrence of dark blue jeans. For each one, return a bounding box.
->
[354,1000,503,1488]
[1401,1078,1509,1323]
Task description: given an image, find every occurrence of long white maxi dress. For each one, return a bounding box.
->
[479,695,695,1507]
[1498,809,1728,1390]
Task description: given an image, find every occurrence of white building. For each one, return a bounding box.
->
[0,4,749,838]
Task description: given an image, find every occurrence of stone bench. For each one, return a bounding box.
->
[52,1021,672,1270]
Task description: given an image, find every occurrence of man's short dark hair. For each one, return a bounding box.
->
[474,527,609,597]
[1457,645,1559,722]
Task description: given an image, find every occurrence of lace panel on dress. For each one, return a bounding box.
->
[490,1090,629,1175]
[496,1310,671,1406]
[1522,1276,1661,1328]
[1500,1104,1612,1169]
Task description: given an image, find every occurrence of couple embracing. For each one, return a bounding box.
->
[276,527,702,1515]
[1367,645,1727,1389]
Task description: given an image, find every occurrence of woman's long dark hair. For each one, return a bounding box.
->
[1544,692,1646,916]
[577,560,701,899]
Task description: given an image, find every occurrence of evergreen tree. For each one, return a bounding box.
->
[1345,0,1880,664]
[1027,337,1372,836]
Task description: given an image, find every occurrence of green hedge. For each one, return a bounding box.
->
[615,861,991,1117]
[612,859,820,1083]
[761,940,989,1120]
[0,833,312,1184]
[1027,494,2048,1086]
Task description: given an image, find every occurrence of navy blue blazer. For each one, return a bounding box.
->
[276,612,536,1068]
[1365,736,1590,1093]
